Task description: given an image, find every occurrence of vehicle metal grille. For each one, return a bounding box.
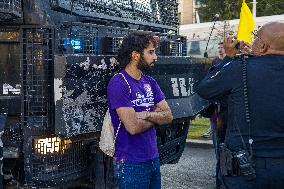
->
[51,0,179,30]
[27,139,89,187]
[157,119,189,165]
[21,27,54,134]
[0,0,21,21]
[57,23,99,55]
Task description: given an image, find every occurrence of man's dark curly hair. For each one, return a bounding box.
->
[117,32,157,69]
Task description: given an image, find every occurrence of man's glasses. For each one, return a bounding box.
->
[251,31,259,39]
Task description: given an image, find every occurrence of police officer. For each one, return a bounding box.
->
[197,21,284,189]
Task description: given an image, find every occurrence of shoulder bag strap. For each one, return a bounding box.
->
[113,72,131,143]
[118,72,132,95]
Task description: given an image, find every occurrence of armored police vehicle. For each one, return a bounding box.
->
[0,0,208,188]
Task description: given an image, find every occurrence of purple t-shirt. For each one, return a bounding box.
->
[107,70,165,162]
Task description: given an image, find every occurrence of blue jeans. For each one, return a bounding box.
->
[113,158,161,189]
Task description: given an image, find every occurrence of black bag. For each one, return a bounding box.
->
[200,103,215,118]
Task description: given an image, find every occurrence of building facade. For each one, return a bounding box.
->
[178,0,194,25]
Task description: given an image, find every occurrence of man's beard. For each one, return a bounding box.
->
[137,56,154,72]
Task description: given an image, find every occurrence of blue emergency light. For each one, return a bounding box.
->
[64,38,82,51]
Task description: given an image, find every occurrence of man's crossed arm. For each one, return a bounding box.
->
[116,100,173,135]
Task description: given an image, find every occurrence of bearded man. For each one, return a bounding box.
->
[107,32,173,189]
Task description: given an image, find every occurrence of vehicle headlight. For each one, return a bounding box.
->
[33,136,72,155]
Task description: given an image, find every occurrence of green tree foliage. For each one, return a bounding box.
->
[197,0,243,22]
[256,0,284,17]
[197,0,284,22]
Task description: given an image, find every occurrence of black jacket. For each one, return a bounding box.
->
[197,55,284,158]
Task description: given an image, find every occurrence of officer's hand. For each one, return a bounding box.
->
[224,35,240,58]
[239,41,252,55]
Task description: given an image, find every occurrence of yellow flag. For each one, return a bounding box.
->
[237,0,255,44]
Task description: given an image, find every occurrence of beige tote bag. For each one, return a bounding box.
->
[99,73,130,157]
[99,109,121,157]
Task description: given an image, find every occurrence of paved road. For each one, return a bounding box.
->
[161,144,216,189]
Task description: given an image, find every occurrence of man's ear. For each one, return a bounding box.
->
[131,51,140,61]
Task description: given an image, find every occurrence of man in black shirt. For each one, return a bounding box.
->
[212,42,226,66]
[197,22,284,189]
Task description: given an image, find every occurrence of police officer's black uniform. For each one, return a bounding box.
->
[197,55,284,189]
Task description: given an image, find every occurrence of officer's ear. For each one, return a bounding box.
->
[131,51,140,62]
[259,42,270,54]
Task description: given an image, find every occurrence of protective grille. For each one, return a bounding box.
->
[51,0,179,30]
[21,27,91,187]
[157,119,189,165]
[2,119,22,147]
[57,23,99,54]
[0,0,21,21]
[102,36,124,54]
[29,139,89,187]
[22,27,54,133]
[159,35,187,56]
[56,23,188,56]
